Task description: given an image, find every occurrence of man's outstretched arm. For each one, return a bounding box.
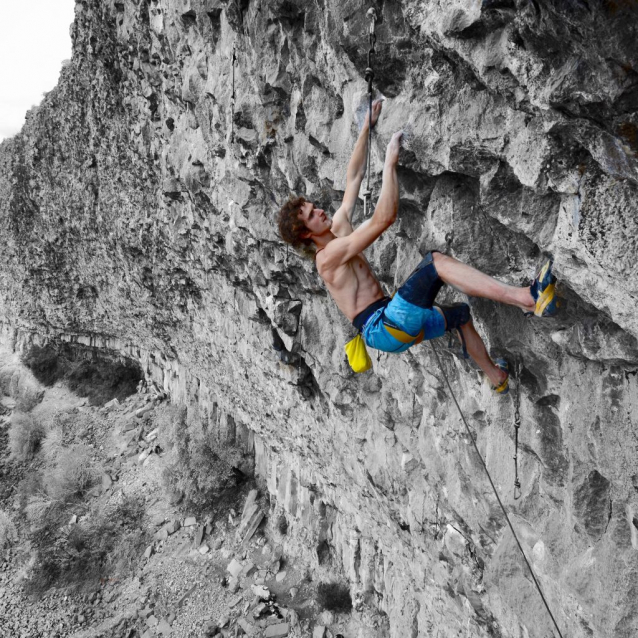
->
[331,100,382,237]
[318,131,403,273]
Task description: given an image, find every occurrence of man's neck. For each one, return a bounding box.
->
[312,231,336,251]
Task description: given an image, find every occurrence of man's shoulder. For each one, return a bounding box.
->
[331,217,354,238]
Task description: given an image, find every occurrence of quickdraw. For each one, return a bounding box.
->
[362,7,377,221]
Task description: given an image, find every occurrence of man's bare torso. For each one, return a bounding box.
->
[316,251,385,322]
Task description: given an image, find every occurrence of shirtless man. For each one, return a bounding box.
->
[277,101,558,393]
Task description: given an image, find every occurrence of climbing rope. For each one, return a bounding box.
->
[513,359,522,500]
[362,7,377,221]
[428,342,565,638]
[295,301,303,380]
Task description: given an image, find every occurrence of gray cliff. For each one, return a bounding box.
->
[1,1,638,636]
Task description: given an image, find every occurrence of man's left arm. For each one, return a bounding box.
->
[331,100,382,237]
[318,131,403,273]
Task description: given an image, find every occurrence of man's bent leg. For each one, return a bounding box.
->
[438,303,506,388]
[457,321,508,387]
[432,253,535,312]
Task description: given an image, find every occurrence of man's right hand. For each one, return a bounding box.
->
[385,131,403,165]
[365,99,383,128]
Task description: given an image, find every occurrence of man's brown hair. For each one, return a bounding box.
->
[277,196,315,256]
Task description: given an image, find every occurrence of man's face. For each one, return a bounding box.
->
[298,201,331,237]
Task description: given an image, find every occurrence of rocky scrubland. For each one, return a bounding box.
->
[1,1,638,637]
[1,345,358,638]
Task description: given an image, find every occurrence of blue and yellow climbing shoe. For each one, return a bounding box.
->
[530,259,559,317]
[493,358,510,395]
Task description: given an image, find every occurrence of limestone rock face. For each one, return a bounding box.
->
[1,1,638,636]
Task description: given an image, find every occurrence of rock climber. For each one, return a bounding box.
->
[277,101,558,392]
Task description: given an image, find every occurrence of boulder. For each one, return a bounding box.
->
[146,615,158,627]
[154,528,169,542]
[227,558,243,578]
[202,620,218,637]
[194,525,206,547]
[135,402,156,418]
[237,507,265,546]
[241,489,259,519]
[240,561,255,578]
[288,609,299,627]
[104,397,120,411]
[237,617,257,636]
[264,623,289,638]
[100,473,113,492]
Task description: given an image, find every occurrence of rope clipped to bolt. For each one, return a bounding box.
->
[429,342,565,638]
[362,7,377,221]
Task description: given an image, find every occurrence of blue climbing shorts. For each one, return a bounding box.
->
[353,252,447,354]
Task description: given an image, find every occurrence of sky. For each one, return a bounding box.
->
[0,0,76,142]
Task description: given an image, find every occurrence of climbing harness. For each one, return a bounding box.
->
[362,7,377,221]
[428,342,565,638]
[383,323,424,345]
[513,359,522,500]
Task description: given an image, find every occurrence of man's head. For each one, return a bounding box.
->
[278,196,331,256]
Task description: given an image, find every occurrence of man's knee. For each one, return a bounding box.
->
[431,251,450,274]
[439,303,471,331]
